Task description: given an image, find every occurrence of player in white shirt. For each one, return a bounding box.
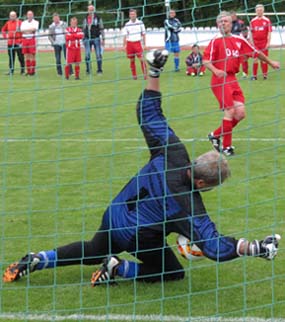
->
[20,11,39,76]
[122,9,147,80]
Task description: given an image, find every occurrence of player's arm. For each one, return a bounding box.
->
[1,22,8,38]
[137,50,179,155]
[203,59,226,78]
[257,51,279,69]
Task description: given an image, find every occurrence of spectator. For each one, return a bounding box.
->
[250,4,272,80]
[1,11,25,75]
[20,10,39,76]
[82,5,105,75]
[48,13,73,76]
[122,9,147,80]
[185,44,206,76]
[65,17,83,80]
[164,9,182,72]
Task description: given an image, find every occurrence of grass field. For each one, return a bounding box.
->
[0,49,285,322]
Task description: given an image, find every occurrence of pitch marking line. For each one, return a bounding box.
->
[0,137,284,143]
[0,314,285,321]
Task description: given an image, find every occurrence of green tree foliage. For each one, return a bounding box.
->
[0,0,284,28]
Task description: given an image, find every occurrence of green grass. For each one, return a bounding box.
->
[0,49,285,321]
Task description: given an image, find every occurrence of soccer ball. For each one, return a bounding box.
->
[176,234,205,261]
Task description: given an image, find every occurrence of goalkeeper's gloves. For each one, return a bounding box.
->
[237,234,281,260]
[146,49,168,78]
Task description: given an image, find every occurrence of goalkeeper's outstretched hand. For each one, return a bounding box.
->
[146,49,168,78]
[258,234,281,260]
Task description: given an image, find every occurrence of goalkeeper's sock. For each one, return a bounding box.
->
[174,57,179,70]
[35,250,57,270]
[116,260,139,278]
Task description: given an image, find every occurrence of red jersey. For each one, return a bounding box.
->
[65,27,83,49]
[250,16,272,43]
[203,33,257,74]
[1,19,22,46]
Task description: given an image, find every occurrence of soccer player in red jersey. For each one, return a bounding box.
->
[20,11,39,76]
[203,11,279,156]
[122,9,147,80]
[65,17,83,80]
[1,11,25,75]
[250,4,272,80]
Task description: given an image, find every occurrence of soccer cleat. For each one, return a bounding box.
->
[146,49,168,78]
[91,256,121,287]
[3,253,40,283]
[199,72,204,76]
[75,77,80,80]
[263,75,267,80]
[242,72,247,79]
[191,72,196,76]
[250,76,257,81]
[208,132,221,152]
[222,146,235,156]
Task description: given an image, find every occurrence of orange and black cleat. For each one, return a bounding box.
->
[3,253,40,283]
[91,256,121,287]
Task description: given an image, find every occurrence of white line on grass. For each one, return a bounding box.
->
[0,313,285,322]
[0,137,284,143]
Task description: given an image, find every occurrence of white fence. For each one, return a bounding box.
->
[2,26,284,51]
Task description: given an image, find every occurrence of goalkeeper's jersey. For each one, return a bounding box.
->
[102,90,238,262]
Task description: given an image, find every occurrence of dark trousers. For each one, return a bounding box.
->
[7,44,25,74]
[84,38,103,73]
[53,44,73,75]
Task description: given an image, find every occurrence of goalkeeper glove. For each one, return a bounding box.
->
[237,234,281,260]
[146,49,168,78]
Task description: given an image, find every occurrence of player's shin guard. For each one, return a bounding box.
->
[130,58,137,78]
[242,61,248,75]
[261,62,268,77]
[253,62,258,78]
[26,59,31,74]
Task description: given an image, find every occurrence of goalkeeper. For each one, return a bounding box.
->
[3,50,281,285]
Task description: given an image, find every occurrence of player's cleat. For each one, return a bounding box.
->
[191,72,196,77]
[222,146,235,156]
[146,49,168,78]
[250,76,257,81]
[242,72,247,78]
[208,132,220,152]
[199,72,204,76]
[91,256,121,287]
[75,77,80,80]
[263,75,267,80]
[3,253,41,283]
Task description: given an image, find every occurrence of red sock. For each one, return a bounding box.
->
[140,60,147,79]
[261,62,268,77]
[130,58,136,77]
[31,60,36,74]
[26,59,31,74]
[221,119,233,149]
[242,61,248,74]
[65,65,70,78]
[232,118,239,128]
[75,65,80,78]
[253,62,258,77]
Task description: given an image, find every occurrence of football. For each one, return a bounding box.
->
[176,234,205,261]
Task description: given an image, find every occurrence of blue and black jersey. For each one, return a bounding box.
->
[164,17,181,43]
[102,90,238,262]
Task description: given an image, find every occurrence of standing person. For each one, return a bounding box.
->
[250,4,272,80]
[3,50,281,286]
[20,10,39,76]
[185,44,206,76]
[230,11,249,78]
[82,5,105,75]
[122,9,147,80]
[1,11,25,75]
[203,11,279,156]
[65,17,83,80]
[48,13,73,76]
[164,9,182,72]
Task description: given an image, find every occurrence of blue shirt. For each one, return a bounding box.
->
[102,90,238,262]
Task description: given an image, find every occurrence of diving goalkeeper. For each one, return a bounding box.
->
[3,50,281,285]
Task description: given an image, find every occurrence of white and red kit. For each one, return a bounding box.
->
[65,26,83,78]
[250,16,272,78]
[20,19,39,55]
[203,33,259,150]
[122,19,147,79]
[203,33,258,109]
